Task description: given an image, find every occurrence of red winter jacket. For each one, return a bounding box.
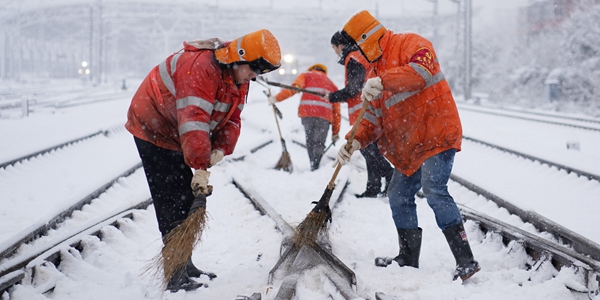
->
[125,42,248,170]
[274,70,341,135]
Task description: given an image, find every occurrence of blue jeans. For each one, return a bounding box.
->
[387,149,462,231]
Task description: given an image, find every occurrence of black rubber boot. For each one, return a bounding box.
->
[375,227,422,268]
[380,170,393,196]
[186,258,217,280]
[166,267,206,292]
[355,185,381,198]
[442,223,481,281]
[186,258,202,278]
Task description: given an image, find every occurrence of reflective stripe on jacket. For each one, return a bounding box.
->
[344,51,372,125]
[125,42,248,170]
[274,70,341,135]
[350,31,462,176]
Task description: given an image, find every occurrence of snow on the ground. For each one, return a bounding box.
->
[1,79,598,299]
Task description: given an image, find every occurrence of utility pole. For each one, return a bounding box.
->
[464,0,472,100]
[98,0,103,84]
[425,0,439,46]
[89,4,94,84]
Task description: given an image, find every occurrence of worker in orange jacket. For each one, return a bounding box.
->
[333,11,480,281]
[268,64,341,171]
[126,29,281,292]
[324,31,393,198]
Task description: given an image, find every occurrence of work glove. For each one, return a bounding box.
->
[333,139,361,168]
[361,77,383,102]
[209,149,224,167]
[331,134,340,145]
[268,95,278,105]
[191,169,212,196]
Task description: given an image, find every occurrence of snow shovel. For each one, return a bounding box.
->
[263,89,293,173]
[293,100,370,248]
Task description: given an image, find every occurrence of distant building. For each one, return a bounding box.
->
[521,0,598,37]
[524,0,576,34]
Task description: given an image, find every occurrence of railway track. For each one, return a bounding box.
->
[0,130,109,170]
[457,103,600,132]
[1,85,599,298]
[1,134,599,299]
[0,85,129,112]
[462,135,600,182]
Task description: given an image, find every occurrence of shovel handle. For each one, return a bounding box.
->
[327,100,370,188]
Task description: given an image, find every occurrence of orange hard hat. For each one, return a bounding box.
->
[307,63,327,75]
[342,10,386,62]
[215,29,281,74]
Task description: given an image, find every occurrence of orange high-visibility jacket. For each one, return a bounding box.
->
[274,70,341,135]
[350,31,462,176]
[344,51,373,125]
[125,42,248,170]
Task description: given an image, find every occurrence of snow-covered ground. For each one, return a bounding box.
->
[1,79,599,299]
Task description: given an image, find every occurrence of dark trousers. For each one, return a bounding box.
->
[134,137,195,237]
[359,141,394,193]
[301,117,330,171]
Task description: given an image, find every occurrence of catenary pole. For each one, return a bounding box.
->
[464,0,472,100]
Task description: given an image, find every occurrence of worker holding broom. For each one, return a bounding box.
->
[323,31,394,198]
[332,10,480,281]
[268,64,341,171]
[125,29,281,292]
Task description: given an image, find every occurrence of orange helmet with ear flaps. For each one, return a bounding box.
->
[215,29,281,74]
[307,63,328,75]
[342,10,386,62]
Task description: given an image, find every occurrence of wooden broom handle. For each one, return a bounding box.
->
[272,105,284,140]
[327,100,370,188]
[263,78,326,97]
[265,88,285,141]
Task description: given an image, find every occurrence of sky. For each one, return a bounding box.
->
[0,77,599,299]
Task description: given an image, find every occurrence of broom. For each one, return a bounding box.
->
[258,76,326,97]
[145,189,211,290]
[293,100,370,248]
[264,90,293,173]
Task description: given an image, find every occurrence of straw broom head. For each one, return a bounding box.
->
[293,186,334,248]
[144,194,209,290]
[293,101,370,248]
[274,150,293,173]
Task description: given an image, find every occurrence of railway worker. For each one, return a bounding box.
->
[333,10,481,281]
[125,29,281,292]
[322,31,394,198]
[268,64,341,171]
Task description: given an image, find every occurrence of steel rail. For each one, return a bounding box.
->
[459,102,600,125]
[0,163,143,261]
[462,135,600,182]
[458,105,600,132]
[0,131,106,169]
[230,165,358,300]
[451,173,600,262]
[0,201,152,294]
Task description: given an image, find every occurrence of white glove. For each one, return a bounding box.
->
[191,169,211,196]
[268,95,278,105]
[333,139,361,168]
[331,134,340,145]
[209,149,224,167]
[361,77,383,102]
